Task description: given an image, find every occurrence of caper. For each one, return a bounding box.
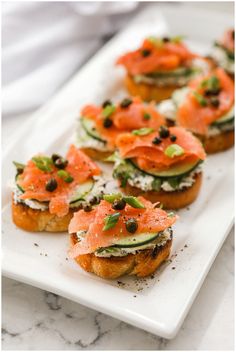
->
[112,199,126,210]
[125,218,138,233]
[103,118,113,128]
[102,100,112,108]
[45,178,57,192]
[152,137,162,145]
[210,97,220,108]
[163,37,170,43]
[141,49,151,57]
[170,134,177,142]
[204,88,221,96]
[89,196,99,205]
[159,125,170,138]
[51,154,62,163]
[84,204,92,212]
[120,98,132,108]
[54,157,68,169]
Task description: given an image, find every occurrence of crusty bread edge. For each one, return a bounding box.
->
[12,198,78,232]
[124,74,179,102]
[70,234,172,279]
[121,173,203,209]
[200,130,234,154]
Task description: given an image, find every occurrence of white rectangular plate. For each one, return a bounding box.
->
[2,4,234,338]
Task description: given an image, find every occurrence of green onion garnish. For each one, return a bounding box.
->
[102,104,116,118]
[57,170,74,183]
[132,127,154,136]
[164,144,185,158]
[193,92,207,107]
[103,212,120,231]
[123,196,145,209]
[103,193,122,203]
[32,156,53,172]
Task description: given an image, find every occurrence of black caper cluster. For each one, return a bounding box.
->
[120,98,133,108]
[203,86,221,108]
[152,126,177,145]
[45,178,57,192]
[125,218,138,233]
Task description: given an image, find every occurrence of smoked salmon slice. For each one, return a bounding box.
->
[117,37,198,76]
[81,97,166,148]
[68,197,177,256]
[176,68,234,135]
[18,145,101,217]
[116,126,206,172]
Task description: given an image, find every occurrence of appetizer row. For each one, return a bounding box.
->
[12,146,179,279]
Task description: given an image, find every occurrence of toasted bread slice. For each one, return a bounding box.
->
[124,74,178,102]
[70,234,172,279]
[12,198,79,232]
[200,130,234,154]
[121,173,202,210]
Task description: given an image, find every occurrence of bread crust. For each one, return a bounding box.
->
[80,148,113,161]
[70,234,172,279]
[199,130,234,154]
[121,173,202,209]
[124,74,179,102]
[12,198,79,232]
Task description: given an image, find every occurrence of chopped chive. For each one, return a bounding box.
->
[132,127,154,136]
[103,212,120,231]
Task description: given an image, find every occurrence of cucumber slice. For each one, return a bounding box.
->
[15,174,25,193]
[147,67,192,78]
[130,159,201,178]
[112,232,160,248]
[69,180,94,204]
[80,117,106,143]
[211,106,234,126]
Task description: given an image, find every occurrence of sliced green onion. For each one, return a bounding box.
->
[201,75,220,90]
[57,170,74,183]
[103,193,122,203]
[102,104,116,118]
[193,92,207,107]
[168,212,175,218]
[32,156,53,172]
[132,127,154,136]
[103,212,120,231]
[164,144,185,158]
[123,196,145,209]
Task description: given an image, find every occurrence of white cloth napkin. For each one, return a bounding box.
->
[2,1,139,117]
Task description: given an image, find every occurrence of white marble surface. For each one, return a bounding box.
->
[2,229,234,350]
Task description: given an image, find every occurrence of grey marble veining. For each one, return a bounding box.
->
[2,229,234,350]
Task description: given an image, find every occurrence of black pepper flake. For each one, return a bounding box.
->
[184,244,188,248]
[34,243,39,247]
[172,267,176,270]
[133,295,137,298]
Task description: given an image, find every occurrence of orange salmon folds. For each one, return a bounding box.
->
[116,36,198,76]
[18,145,101,217]
[81,97,166,149]
[116,126,206,172]
[68,197,178,257]
[176,68,234,135]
